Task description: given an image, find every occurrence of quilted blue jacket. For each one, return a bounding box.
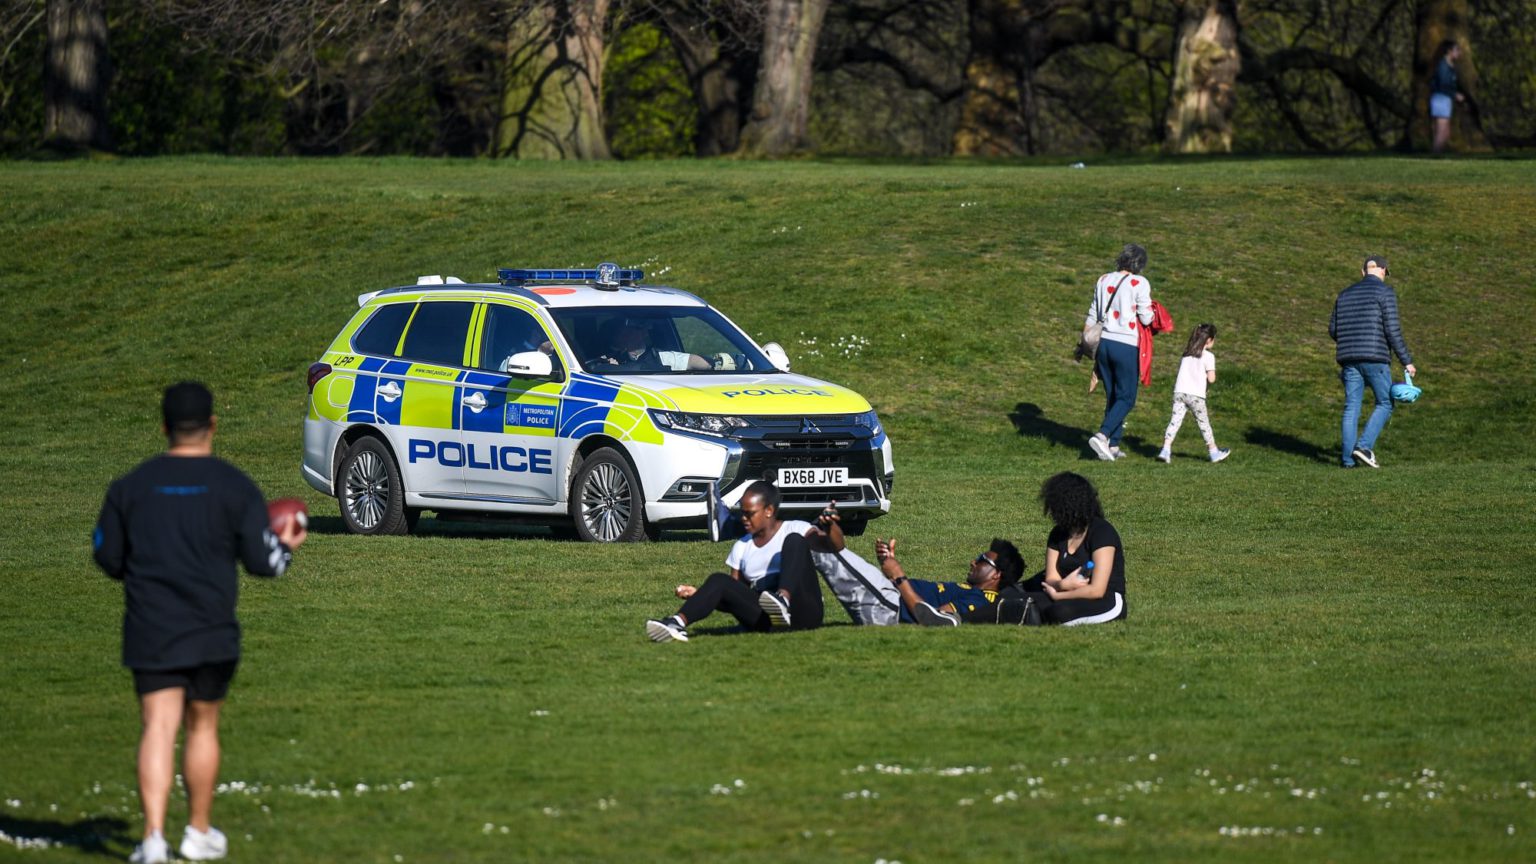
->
[1329,275,1413,366]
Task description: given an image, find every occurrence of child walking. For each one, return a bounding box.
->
[1158,323,1230,463]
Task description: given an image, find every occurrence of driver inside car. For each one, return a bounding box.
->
[591,320,729,372]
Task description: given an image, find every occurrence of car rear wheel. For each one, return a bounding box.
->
[338,437,412,535]
[570,448,651,543]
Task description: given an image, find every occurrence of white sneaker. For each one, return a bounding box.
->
[1209,448,1231,463]
[180,826,228,861]
[1156,450,1171,463]
[1088,433,1114,461]
[129,833,169,864]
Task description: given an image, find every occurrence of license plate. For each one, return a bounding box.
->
[778,467,847,487]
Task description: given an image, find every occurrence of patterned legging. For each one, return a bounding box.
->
[1165,393,1216,449]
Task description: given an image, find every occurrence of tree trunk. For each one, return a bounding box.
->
[953,0,1028,156]
[496,0,612,159]
[1164,0,1239,154]
[44,0,110,152]
[738,0,829,157]
[656,5,754,157]
[1408,0,1485,151]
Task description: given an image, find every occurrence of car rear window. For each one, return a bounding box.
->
[399,301,474,367]
[352,303,414,357]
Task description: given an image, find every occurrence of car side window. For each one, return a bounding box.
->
[398,301,474,367]
[479,304,551,372]
[352,303,415,357]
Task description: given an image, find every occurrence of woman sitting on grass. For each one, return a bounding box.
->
[1034,472,1128,625]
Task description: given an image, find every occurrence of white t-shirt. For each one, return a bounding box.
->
[726,520,813,591]
[1174,350,1215,399]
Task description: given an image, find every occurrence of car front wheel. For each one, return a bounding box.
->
[570,448,651,543]
[337,437,412,535]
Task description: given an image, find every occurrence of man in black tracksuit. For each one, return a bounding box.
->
[93,382,306,864]
[1328,255,1417,468]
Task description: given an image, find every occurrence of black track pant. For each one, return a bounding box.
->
[677,532,824,631]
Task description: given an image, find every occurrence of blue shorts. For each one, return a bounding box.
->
[1429,93,1453,119]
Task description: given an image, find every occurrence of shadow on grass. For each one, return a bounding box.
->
[306,514,712,543]
[0,814,129,858]
[1243,426,1334,464]
[688,620,858,638]
[1008,403,1092,457]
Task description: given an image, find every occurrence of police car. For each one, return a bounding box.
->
[302,264,893,542]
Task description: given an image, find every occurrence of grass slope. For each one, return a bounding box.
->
[1,156,1533,863]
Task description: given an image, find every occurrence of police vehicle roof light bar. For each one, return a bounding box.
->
[498,262,643,289]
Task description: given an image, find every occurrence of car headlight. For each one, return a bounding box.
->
[650,410,751,438]
[854,410,882,436]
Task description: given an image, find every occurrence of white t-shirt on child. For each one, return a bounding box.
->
[1174,350,1215,399]
[726,520,813,591]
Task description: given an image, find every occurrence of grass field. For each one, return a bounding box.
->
[2,155,1534,863]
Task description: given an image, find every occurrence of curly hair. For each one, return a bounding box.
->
[988,538,1026,589]
[1115,243,1148,274]
[1039,472,1104,534]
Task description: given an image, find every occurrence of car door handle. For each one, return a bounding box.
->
[461,391,487,412]
[377,381,402,402]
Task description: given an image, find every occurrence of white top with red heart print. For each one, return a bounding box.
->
[1087,270,1154,348]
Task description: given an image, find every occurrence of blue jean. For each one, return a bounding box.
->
[1340,362,1393,465]
[1095,339,1139,446]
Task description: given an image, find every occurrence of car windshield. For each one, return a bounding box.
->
[550,305,777,376]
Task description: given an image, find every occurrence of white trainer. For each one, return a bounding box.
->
[129,833,169,864]
[1088,433,1115,461]
[180,826,228,861]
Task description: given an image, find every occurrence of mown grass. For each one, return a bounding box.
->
[1,156,1533,862]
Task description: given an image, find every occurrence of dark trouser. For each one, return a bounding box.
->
[678,532,824,631]
[1095,339,1140,446]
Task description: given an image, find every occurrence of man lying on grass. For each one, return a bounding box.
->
[874,536,1026,627]
[646,481,841,642]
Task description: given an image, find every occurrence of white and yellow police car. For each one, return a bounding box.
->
[302,264,893,542]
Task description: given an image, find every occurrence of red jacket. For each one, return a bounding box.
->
[1138,300,1175,386]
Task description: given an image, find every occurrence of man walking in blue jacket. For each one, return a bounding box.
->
[1329,255,1417,468]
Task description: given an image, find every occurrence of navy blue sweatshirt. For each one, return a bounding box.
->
[94,455,289,670]
[1329,275,1413,367]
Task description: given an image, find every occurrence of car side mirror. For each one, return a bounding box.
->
[507,350,554,378]
[762,342,791,372]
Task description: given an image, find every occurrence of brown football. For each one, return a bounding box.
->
[267,497,309,533]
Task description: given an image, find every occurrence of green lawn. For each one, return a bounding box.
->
[1,156,1533,862]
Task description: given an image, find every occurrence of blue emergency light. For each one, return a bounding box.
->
[498,262,643,289]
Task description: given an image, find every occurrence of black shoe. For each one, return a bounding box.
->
[912,601,961,627]
[1351,447,1378,468]
[645,615,689,642]
[758,591,792,628]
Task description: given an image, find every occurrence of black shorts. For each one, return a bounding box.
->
[132,659,239,701]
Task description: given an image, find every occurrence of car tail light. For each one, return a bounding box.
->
[307,362,332,393]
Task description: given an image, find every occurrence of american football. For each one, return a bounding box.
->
[267,497,309,533]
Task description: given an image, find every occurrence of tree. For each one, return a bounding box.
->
[498,0,614,158]
[738,0,829,155]
[650,0,761,156]
[1164,0,1240,153]
[43,0,109,151]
